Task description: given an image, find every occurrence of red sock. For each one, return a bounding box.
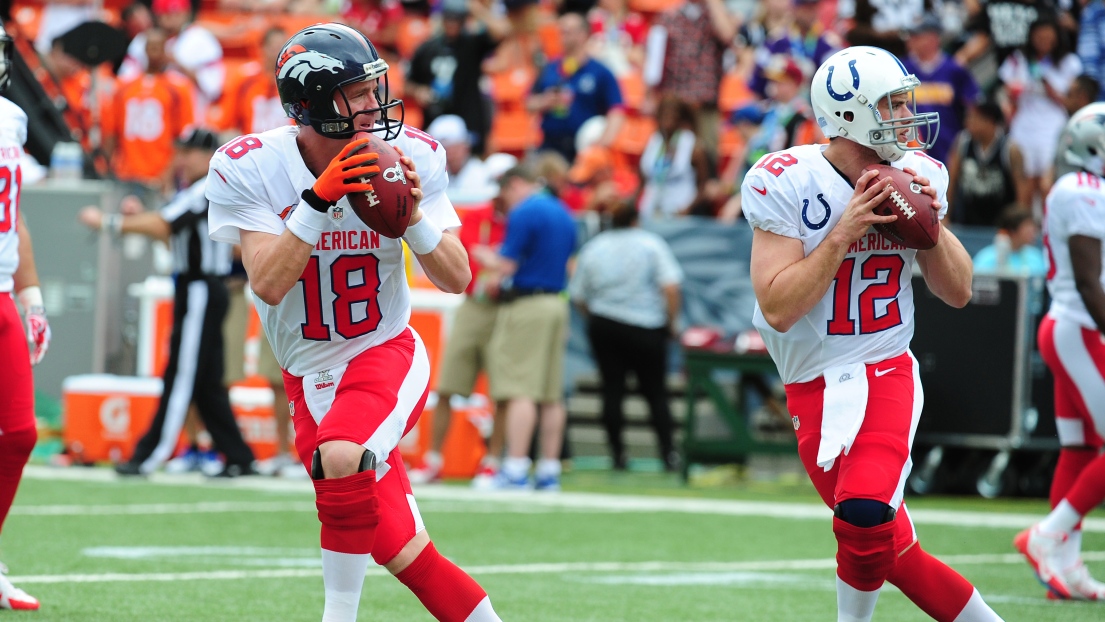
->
[886,543,973,622]
[1064,453,1105,516]
[0,426,36,533]
[1051,448,1096,508]
[397,542,488,622]
[833,517,897,591]
[313,469,379,554]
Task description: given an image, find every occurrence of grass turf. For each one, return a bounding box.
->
[1,467,1100,621]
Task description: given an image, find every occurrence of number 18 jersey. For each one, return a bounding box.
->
[1043,171,1105,329]
[742,144,949,384]
[0,97,28,293]
[206,124,460,376]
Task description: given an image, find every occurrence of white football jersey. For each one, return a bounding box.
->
[0,97,28,293]
[206,124,459,376]
[1043,171,1105,329]
[742,144,949,384]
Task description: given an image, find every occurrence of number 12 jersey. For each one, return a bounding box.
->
[741,144,949,384]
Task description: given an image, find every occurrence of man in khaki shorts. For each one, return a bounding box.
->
[408,199,507,486]
[473,166,577,491]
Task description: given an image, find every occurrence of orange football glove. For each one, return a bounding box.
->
[312,138,381,204]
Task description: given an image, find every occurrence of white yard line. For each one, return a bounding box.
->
[11,552,1105,586]
[21,465,1103,532]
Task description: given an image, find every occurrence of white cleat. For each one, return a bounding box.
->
[1014,524,1073,599]
[1049,562,1105,600]
[0,565,39,610]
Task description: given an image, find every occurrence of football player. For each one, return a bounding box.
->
[743,46,1003,621]
[1015,103,1105,601]
[205,24,500,622]
[0,17,49,611]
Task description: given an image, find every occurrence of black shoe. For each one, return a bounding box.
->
[211,463,257,478]
[114,461,144,476]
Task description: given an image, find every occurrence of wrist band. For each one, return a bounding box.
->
[402,216,443,255]
[17,286,44,311]
[286,200,330,246]
[301,188,334,213]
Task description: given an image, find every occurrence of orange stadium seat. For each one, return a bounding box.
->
[627,0,681,15]
[536,20,562,61]
[489,66,536,107]
[618,70,646,113]
[613,114,657,158]
[488,109,541,156]
[718,71,755,115]
[395,14,432,61]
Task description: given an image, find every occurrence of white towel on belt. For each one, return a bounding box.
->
[816,362,869,472]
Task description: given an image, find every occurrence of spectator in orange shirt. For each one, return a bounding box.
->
[220,26,289,136]
[104,28,195,196]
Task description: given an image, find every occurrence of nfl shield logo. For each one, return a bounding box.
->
[331,205,344,220]
[792,415,800,431]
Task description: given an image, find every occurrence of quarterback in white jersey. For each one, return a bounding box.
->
[0,19,50,611]
[205,24,500,622]
[1015,103,1105,602]
[746,47,1002,622]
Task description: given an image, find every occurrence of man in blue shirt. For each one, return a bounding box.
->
[973,206,1048,276]
[527,12,624,162]
[473,166,577,490]
[903,13,981,164]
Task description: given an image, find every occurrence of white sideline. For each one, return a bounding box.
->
[9,552,1105,585]
[21,465,1105,532]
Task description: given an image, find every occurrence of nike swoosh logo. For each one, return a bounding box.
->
[874,367,896,377]
[751,185,767,196]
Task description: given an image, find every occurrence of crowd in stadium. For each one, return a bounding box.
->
[3,0,1100,231]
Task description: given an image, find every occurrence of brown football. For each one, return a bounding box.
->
[862,163,940,250]
[346,131,414,239]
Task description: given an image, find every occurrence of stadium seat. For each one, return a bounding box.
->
[489,66,536,107]
[612,114,657,158]
[536,20,562,61]
[618,70,646,113]
[718,71,754,116]
[627,0,681,15]
[395,14,431,60]
[488,109,541,156]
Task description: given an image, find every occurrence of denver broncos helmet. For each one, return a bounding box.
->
[0,18,13,93]
[275,23,403,139]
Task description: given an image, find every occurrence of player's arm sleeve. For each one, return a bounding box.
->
[740,163,801,238]
[205,151,285,244]
[412,136,462,232]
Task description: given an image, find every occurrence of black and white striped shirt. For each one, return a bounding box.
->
[161,178,232,279]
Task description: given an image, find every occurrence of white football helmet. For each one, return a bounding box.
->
[1061,103,1105,177]
[0,18,11,94]
[811,46,940,162]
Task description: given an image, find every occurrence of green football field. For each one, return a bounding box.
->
[3,465,1103,621]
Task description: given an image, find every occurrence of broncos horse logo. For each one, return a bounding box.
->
[277,47,345,85]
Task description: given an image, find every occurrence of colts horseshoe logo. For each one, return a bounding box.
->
[802,193,832,230]
[826,59,860,102]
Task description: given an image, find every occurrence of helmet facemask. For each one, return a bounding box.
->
[323,58,404,140]
[0,21,12,94]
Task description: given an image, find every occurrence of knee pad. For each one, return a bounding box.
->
[834,498,896,528]
[312,448,378,480]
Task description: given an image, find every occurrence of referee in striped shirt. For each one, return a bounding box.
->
[79,128,256,477]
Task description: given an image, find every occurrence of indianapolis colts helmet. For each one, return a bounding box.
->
[1060,103,1105,178]
[0,18,12,93]
[810,46,939,162]
[275,23,403,140]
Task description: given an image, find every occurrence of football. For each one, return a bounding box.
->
[862,164,940,250]
[346,131,414,238]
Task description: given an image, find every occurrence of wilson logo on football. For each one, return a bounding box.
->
[277,47,345,85]
[382,162,407,185]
